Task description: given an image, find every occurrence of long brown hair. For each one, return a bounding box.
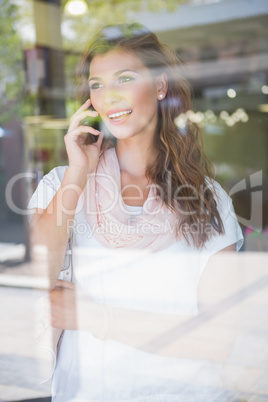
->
[76,23,224,248]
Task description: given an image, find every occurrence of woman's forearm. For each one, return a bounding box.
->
[51,250,240,362]
[30,166,88,287]
[79,298,237,362]
[74,251,240,361]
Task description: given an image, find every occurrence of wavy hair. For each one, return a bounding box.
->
[76,23,224,248]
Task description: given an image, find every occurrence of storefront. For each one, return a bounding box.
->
[1,1,268,400]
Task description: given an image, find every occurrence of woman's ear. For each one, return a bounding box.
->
[156,72,168,100]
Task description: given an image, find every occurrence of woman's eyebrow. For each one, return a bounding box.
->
[88,69,140,82]
[114,69,140,76]
[88,76,101,82]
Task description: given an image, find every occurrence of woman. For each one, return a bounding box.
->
[29,23,243,401]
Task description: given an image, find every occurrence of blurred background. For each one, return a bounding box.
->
[1,0,268,260]
[0,0,268,400]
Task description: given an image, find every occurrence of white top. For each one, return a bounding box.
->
[28,166,244,402]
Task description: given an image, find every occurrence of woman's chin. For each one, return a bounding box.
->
[107,127,136,141]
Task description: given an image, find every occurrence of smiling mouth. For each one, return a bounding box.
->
[108,110,132,121]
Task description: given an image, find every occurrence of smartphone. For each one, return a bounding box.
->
[82,104,116,146]
[82,104,100,144]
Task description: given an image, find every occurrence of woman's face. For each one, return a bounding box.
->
[88,49,161,141]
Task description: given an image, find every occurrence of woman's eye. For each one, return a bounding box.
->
[90,82,103,90]
[117,76,134,84]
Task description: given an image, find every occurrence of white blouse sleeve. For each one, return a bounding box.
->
[204,179,244,255]
[27,166,68,218]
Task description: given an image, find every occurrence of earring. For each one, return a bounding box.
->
[158,94,164,99]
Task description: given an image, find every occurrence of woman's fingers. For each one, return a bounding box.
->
[63,101,103,173]
[71,109,98,125]
[95,131,104,148]
[68,99,98,132]
[68,111,98,133]
[66,125,100,140]
[74,98,91,116]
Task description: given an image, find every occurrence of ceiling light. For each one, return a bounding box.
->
[261,85,268,95]
[65,0,88,16]
[227,89,236,98]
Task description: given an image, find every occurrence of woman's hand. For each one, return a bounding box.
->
[50,280,101,332]
[50,280,78,330]
[64,99,104,174]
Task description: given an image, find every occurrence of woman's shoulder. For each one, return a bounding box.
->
[205,177,231,207]
[204,176,244,252]
[27,166,68,213]
[41,165,68,186]
[205,176,224,192]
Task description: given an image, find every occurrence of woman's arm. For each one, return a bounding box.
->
[30,167,88,287]
[30,99,103,288]
[51,244,242,361]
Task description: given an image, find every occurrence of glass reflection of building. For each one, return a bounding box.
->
[150,0,268,250]
[1,2,268,401]
[1,0,268,251]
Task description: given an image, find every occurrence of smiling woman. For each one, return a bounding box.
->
[88,49,162,140]
[76,24,227,246]
[28,23,243,401]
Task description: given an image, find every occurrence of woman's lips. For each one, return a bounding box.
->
[106,108,133,125]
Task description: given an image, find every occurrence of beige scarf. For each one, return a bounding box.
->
[84,148,177,252]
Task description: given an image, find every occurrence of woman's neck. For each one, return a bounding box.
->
[116,137,156,178]
[115,139,155,206]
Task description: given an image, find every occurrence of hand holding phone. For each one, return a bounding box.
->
[64,99,103,173]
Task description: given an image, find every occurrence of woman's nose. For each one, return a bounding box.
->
[103,86,121,106]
